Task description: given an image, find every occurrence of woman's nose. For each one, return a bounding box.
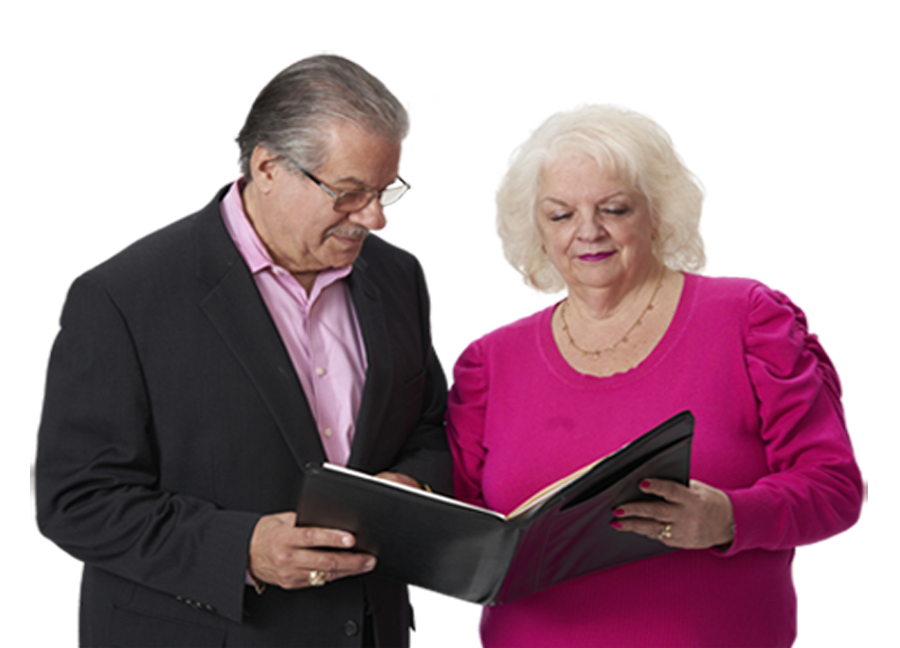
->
[577,212,608,240]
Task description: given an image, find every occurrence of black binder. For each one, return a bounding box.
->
[296,410,693,605]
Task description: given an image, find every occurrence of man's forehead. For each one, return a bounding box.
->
[316,122,402,187]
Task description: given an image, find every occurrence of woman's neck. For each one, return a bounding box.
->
[554,264,682,377]
[566,261,667,323]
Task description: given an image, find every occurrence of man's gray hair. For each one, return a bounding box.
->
[237,55,409,177]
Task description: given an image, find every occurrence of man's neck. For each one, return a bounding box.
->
[241,180,321,295]
[291,270,319,295]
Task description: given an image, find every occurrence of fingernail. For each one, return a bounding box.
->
[341,535,354,547]
[610,520,623,530]
[640,480,651,489]
[613,508,625,517]
[365,558,376,571]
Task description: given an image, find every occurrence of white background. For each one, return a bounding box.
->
[12,10,884,646]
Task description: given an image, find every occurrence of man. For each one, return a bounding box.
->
[35,55,450,647]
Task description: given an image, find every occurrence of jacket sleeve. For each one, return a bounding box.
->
[34,275,259,624]
[721,283,864,555]
[381,257,452,495]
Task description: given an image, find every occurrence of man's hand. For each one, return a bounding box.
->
[248,512,376,589]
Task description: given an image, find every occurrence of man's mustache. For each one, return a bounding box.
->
[324,224,370,240]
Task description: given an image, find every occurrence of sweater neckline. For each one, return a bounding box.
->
[538,272,697,388]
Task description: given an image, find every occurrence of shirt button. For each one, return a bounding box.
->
[344,620,359,637]
[323,428,333,438]
[315,367,325,376]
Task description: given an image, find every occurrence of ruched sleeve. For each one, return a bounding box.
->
[446,340,490,508]
[723,284,864,554]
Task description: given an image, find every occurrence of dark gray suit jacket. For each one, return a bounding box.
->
[35,186,451,647]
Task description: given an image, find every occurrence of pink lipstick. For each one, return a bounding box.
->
[579,251,615,262]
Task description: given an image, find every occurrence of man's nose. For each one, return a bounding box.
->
[349,199,387,231]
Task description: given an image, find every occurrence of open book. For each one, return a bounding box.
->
[296,410,693,605]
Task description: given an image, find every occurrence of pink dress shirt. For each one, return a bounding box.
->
[220,180,366,467]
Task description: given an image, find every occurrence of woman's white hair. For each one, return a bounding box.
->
[497,105,705,292]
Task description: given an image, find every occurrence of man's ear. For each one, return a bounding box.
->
[248,146,281,193]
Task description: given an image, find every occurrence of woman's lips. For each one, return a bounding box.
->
[579,251,615,262]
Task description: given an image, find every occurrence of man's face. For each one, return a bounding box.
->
[246,121,401,284]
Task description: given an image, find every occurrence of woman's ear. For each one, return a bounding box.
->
[650,210,661,241]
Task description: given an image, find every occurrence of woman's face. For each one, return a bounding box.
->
[537,152,658,295]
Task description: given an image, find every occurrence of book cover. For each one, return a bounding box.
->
[296,410,694,605]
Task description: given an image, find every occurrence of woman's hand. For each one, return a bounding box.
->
[375,471,423,488]
[611,479,734,550]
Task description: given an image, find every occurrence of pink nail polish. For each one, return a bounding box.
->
[610,520,623,529]
[613,509,625,517]
[640,480,651,489]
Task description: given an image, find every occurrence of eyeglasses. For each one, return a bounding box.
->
[282,156,410,213]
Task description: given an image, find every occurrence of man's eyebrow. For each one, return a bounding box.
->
[334,175,395,191]
[332,175,372,189]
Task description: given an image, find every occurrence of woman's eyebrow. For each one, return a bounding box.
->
[539,191,628,206]
[539,197,567,206]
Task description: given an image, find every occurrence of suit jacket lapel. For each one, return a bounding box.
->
[346,254,393,470]
[192,191,327,468]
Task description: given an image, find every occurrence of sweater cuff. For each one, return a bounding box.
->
[711,487,766,557]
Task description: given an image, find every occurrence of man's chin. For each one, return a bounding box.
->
[322,242,365,269]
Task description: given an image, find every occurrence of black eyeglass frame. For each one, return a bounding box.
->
[282,155,410,213]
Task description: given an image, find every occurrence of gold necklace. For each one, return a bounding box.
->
[559,272,665,360]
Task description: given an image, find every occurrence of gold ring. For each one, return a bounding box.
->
[658,522,673,540]
[308,570,328,587]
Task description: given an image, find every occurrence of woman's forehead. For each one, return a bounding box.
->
[540,151,635,192]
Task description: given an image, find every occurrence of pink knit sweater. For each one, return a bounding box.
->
[447,274,863,647]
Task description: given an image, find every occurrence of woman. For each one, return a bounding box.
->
[446,105,863,647]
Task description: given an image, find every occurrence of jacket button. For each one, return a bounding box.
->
[344,620,359,636]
